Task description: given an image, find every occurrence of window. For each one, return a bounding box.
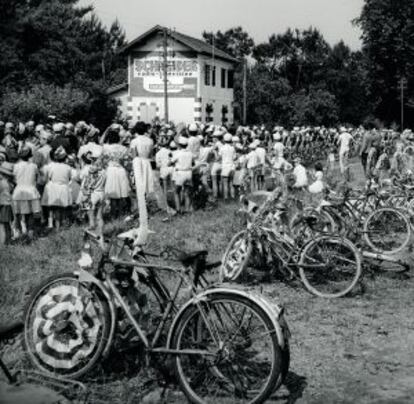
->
[227,70,234,89]
[212,66,216,87]
[221,68,226,88]
[205,64,211,86]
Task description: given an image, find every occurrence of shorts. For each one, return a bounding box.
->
[174,170,192,187]
[221,164,234,177]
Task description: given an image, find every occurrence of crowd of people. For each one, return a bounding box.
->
[0,117,414,245]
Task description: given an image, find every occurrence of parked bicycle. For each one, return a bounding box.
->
[221,190,362,298]
[22,228,290,404]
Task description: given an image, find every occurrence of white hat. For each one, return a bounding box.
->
[232,136,240,143]
[223,133,232,142]
[188,123,198,132]
[249,142,257,149]
[35,124,44,132]
[273,132,281,141]
[53,122,65,132]
[340,126,347,132]
[178,136,188,146]
[212,130,223,138]
[170,141,177,149]
[5,122,14,129]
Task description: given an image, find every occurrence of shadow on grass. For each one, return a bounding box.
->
[272,371,308,403]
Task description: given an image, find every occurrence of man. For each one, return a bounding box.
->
[337,127,353,174]
[187,123,201,160]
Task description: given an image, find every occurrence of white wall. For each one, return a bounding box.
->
[198,55,235,124]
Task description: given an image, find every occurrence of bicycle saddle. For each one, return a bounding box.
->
[0,322,23,342]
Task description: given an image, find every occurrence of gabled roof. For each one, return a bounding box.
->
[118,25,239,64]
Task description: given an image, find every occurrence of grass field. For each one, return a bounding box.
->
[1,160,414,403]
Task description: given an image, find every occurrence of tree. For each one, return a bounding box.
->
[0,0,126,127]
[356,0,414,127]
[202,27,254,59]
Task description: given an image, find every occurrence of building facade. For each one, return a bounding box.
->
[108,25,237,125]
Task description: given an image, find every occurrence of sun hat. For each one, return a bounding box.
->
[178,136,188,146]
[223,133,232,142]
[212,130,223,138]
[248,142,257,149]
[35,124,44,133]
[188,123,198,133]
[53,123,65,133]
[232,136,240,143]
[65,122,75,131]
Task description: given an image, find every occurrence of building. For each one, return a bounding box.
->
[108,25,238,125]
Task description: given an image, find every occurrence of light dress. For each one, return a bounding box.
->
[130,135,154,195]
[12,161,41,214]
[103,143,130,199]
[42,162,73,207]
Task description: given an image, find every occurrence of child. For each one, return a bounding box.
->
[42,146,73,230]
[171,136,193,214]
[308,162,325,194]
[219,133,236,200]
[246,142,259,192]
[80,155,106,235]
[12,146,41,239]
[0,163,13,244]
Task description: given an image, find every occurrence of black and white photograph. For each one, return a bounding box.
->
[1,0,414,402]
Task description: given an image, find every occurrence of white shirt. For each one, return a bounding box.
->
[219,144,236,167]
[339,132,353,154]
[172,149,193,171]
[293,164,308,187]
[155,147,170,169]
[130,135,153,159]
[255,147,266,165]
[247,150,259,169]
[273,142,285,157]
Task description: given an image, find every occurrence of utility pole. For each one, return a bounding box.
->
[162,28,169,123]
[243,58,247,125]
[400,77,408,131]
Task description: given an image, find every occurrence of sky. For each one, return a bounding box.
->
[79,0,364,50]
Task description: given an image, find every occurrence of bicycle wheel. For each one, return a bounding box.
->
[23,273,111,379]
[170,292,284,404]
[364,208,411,254]
[220,231,252,282]
[299,237,362,298]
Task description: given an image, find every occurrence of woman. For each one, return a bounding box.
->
[102,128,131,218]
[12,146,41,239]
[41,146,73,230]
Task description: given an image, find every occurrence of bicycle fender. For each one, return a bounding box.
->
[74,269,116,359]
[166,287,287,350]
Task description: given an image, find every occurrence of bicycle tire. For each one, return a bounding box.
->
[22,273,111,379]
[290,208,336,239]
[220,231,252,282]
[299,236,362,298]
[363,208,411,254]
[170,292,284,404]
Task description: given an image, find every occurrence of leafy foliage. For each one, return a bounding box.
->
[0,0,126,127]
[356,0,414,127]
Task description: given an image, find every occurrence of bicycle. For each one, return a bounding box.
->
[221,191,362,298]
[22,229,290,404]
[291,186,411,272]
[0,322,87,403]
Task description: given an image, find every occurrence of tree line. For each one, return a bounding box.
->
[1,0,413,129]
